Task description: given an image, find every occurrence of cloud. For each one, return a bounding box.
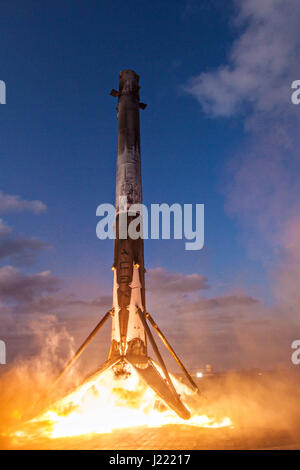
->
[0,262,112,367]
[0,236,49,266]
[145,264,298,370]
[0,190,47,214]
[0,262,111,316]
[147,267,209,293]
[185,0,300,118]
[0,266,60,303]
[184,0,300,259]
[12,293,112,315]
[0,260,295,371]
[0,220,49,266]
[0,219,12,236]
[180,0,300,370]
[177,294,258,313]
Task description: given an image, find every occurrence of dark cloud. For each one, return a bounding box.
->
[0,236,49,266]
[12,293,112,315]
[0,264,111,364]
[0,218,49,266]
[177,294,258,314]
[0,258,111,316]
[0,266,60,303]
[147,267,209,293]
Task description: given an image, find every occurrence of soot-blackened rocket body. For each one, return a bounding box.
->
[110,70,147,359]
[57,70,198,421]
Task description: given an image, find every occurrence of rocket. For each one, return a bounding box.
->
[57,70,200,420]
[109,69,147,361]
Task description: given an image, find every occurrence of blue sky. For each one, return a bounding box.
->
[1,0,300,369]
[0,1,249,290]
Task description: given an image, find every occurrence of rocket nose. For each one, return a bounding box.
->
[119,69,140,81]
[119,70,140,92]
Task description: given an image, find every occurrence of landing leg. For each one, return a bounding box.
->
[136,308,180,400]
[145,311,200,394]
[54,310,112,384]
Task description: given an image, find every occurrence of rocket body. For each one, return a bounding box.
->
[107,71,191,420]
[109,70,147,360]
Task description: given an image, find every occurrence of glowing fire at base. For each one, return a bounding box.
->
[13,365,232,440]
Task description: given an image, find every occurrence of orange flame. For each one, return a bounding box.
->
[13,365,232,440]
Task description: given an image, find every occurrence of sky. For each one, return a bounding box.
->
[0,0,300,371]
